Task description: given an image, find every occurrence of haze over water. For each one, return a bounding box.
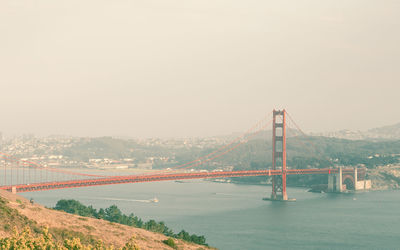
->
[21,181,400,249]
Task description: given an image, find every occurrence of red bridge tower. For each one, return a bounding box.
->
[271,109,288,201]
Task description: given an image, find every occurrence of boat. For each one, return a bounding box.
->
[150,197,159,203]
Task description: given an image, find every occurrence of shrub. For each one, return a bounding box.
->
[3,224,10,231]
[122,236,140,250]
[163,238,177,249]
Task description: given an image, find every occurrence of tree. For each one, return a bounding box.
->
[104,205,122,222]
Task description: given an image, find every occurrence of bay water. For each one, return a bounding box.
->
[20,180,400,249]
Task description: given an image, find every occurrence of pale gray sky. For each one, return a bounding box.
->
[1,0,399,138]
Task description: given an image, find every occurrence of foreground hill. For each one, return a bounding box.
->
[0,190,212,249]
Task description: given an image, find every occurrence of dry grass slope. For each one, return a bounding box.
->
[0,190,214,250]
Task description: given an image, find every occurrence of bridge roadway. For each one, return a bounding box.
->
[0,168,360,193]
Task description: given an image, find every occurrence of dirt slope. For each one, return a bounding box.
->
[0,190,212,250]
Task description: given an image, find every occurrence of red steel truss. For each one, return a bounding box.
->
[0,168,362,193]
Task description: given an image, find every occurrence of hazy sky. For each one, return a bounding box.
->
[1,0,399,138]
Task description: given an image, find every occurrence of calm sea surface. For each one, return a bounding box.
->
[20,180,400,249]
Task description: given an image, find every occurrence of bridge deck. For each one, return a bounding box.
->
[0,168,362,193]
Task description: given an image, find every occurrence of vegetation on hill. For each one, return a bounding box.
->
[224,137,400,186]
[223,137,400,170]
[0,197,41,235]
[1,192,212,249]
[51,136,400,170]
[54,199,208,246]
[0,227,139,250]
[0,196,140,249]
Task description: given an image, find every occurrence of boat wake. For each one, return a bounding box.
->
[213,193,235,196]
[88,197,158,203]
[213,193,248,197]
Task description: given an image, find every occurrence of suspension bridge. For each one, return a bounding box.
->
[0,110,369,201]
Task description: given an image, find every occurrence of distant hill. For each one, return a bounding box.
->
[367,123,400,139]
[49,133,400,171]
[218,136,400,170]
[313,123,400,140]
[219,128,302,141]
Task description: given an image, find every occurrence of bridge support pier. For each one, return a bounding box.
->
[336,167,343,192]
[328,167,371,192]
[268,109,290,201]
[354,167,358,187]
[327,167,344,192]
[327,167,343,193]
[327,174,335,192]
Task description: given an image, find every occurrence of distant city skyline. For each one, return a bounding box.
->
[1,0,399,138]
